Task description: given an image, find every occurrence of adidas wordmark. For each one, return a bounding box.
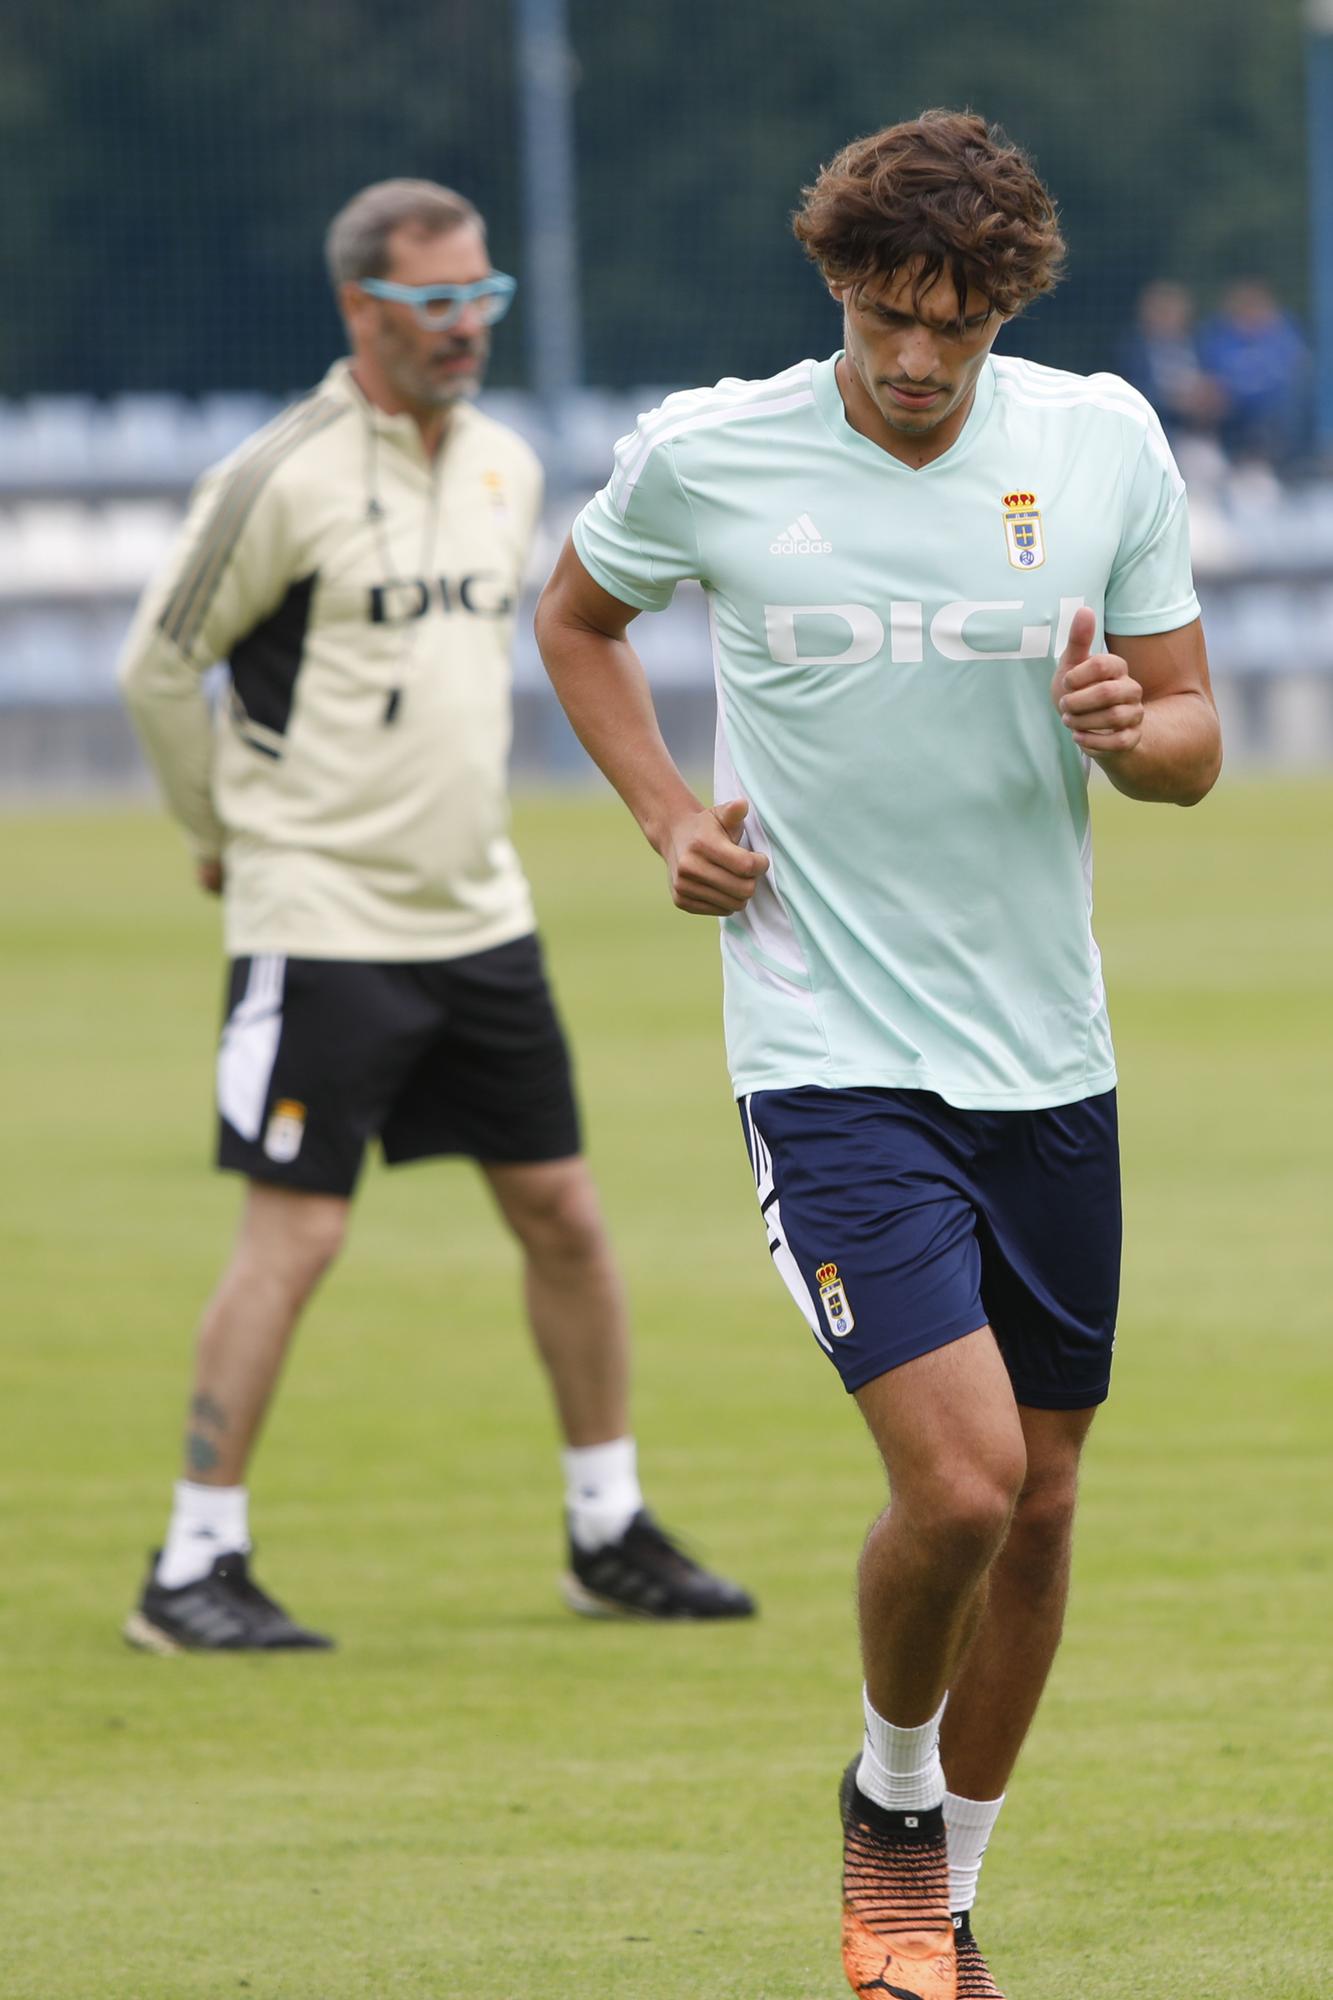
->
[770,513,832,555]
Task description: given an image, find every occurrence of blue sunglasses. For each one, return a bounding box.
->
[358,273,517,331]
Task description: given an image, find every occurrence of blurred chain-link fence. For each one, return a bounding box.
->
[1,0,1313,396]
[2,0,1330,780]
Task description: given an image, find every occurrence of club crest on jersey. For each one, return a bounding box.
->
[816,1261,855,1339]
[1002,491,1046,570]
[263,1099,306,1164]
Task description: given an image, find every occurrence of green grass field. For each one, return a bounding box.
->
[2,780,1330,2000]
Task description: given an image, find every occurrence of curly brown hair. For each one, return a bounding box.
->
[793,109,1065,323]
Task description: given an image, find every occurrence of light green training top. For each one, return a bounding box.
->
[573,352,1200,1109]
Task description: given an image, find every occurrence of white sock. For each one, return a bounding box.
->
[562,1436,643,1552]
[944,1790,1006,1914]
[857,1686,947,1812]
[155,1480,250,1588]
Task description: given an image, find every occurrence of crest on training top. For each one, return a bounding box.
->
[1002,490,1046,570]
[816,1261,855,1339]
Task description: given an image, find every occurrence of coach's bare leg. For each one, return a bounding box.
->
[481,1156,630,1447]
[183,1181,349,1485]
[855,1328,1028,1726]
[939,1403,1098,1800]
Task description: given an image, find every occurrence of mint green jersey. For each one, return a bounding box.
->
[572,353,1200,1109]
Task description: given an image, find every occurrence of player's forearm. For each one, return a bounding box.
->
[1090,689,1222,805]
[118,634,226,857]
[537,613,702,853]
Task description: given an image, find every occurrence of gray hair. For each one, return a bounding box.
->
[324,179,484,289]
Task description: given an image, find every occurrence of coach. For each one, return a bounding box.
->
[118,178,753,1652]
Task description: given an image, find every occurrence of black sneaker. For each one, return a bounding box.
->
[561,1509,756,1620]
[123,1549,335,1653]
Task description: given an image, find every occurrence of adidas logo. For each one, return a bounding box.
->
[770,513,832,555]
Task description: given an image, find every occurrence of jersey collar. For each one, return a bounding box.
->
[811,350,997,474]
[321,357,475,461]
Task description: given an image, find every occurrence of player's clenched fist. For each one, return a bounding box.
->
[1052,604,1144,755]
[665,797,770,915]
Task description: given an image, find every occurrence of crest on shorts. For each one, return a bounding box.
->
[816,1261,855,1339]
[263,1098,307,1163]
[1002,490,1046,570]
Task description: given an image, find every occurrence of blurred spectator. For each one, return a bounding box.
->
[1197,279,1310,468]
[1119,279,1224,441]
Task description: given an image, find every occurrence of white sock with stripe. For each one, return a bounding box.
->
[944,1790,1006,1913]
[156,1481,250,1588]
[857,1686,948,1812]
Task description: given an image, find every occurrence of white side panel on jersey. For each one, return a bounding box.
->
[217,954,286,1141]
[742,1095,832,1354]
[722,926,819,1007]
[709,596,818,1013]
[1080,812,1106,1016]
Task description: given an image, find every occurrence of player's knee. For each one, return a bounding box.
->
[260,1196,348,1288]
[915,1452,1025,1568]
[507,1170,605,1265]
[301,1208,348,1274]
[941,1478,1020,1561]
[1008,1472,1080,1564]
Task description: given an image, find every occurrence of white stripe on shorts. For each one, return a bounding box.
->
[217,954,286,1142]
[742,1094,832,1353]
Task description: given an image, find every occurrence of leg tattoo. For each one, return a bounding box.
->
[185,1393,228,1475]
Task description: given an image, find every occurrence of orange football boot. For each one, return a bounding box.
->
[953,1912,1005,1998]
[840,1760,957,2000]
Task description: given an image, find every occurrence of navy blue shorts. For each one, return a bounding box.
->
[740,1086,1121,1409]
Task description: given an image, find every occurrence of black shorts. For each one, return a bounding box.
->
[215,933,581,1197]
[740,1085,1121,1410]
